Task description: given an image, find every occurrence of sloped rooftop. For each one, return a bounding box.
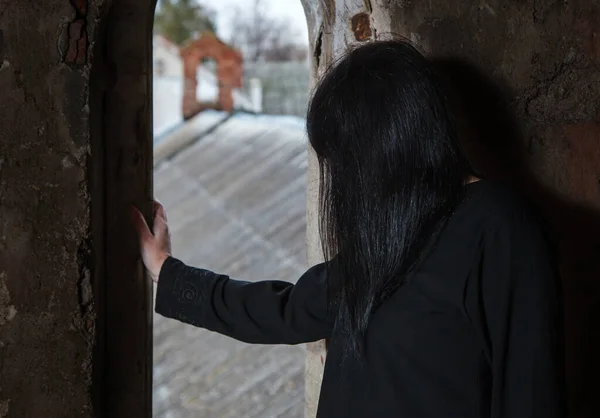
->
[153,112,309,418]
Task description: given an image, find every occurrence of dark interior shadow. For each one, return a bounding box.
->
[433,57,600,418]
[432,58,525,182]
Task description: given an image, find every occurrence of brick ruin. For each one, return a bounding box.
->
[180,34,243,119]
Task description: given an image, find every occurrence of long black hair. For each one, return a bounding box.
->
[307,40,471,359]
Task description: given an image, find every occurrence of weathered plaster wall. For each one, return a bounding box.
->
[0,0,102,416]
[0,0,156,415]
[388,2,600,416]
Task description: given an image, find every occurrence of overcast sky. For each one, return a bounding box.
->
[199,0,309,45]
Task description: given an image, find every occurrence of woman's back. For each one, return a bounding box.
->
[316,180,565,417]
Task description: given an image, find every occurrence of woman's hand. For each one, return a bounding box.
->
[131,200,171,283]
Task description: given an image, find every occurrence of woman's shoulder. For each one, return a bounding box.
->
[460,179,543,232]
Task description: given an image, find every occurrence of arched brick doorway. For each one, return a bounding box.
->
[180,34,243,119]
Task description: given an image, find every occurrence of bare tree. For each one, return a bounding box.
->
[263,28,309,62]
[229,0,308,62]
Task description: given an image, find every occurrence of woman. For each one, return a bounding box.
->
[132,40,566,417]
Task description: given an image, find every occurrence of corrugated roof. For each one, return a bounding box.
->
[153,113,309,418]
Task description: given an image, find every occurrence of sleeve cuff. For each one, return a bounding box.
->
[155,256,184,318]
[154,256,225,328]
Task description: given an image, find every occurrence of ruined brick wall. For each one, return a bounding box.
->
[0,0,101,416]
[180,35,243,119]
[388,1,600,416]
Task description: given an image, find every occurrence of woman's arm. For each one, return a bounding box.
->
[130,201,334,345]
[476,208,566,418]
[155,257,333,344]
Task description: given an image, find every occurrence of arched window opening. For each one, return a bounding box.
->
[152,1,310,416]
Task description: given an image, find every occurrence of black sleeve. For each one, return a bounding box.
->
[155,257,334,344]
[472,209,566,418]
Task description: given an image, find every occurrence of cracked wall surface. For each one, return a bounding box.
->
[0,0,103,416]
[387,1,600,416]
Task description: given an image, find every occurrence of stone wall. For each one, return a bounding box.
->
[0,0,100,416]
[0,0,156,416]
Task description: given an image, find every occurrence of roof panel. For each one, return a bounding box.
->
[154,114,309,417]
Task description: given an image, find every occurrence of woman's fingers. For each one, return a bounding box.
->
[130,202,170,283]
[153,202,169,240]
[153,200,166,221]
[130,206,153,244]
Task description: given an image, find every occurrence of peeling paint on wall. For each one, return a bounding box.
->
[0,399,9,418]
[64,0,88,66]
[0,274,16,326]
[351,12,372,41]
